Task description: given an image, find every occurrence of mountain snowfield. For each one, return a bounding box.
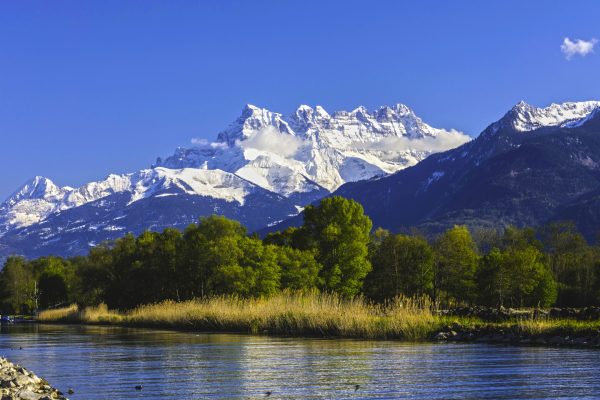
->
[0,103,470,235]
[154,103,472,192]
[2,100,600,258]
[506,101,600,132]
[324,99,600,241]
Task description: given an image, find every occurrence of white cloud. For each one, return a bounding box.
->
[354,130,471,153]
[190,126,470,162]
[561,37,598,60]
[190,138,228,149]
[237,127,306,158]
[191,138,209,146]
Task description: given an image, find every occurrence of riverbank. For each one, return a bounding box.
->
[37,293,600,348]
[39,294,439,340]
[0,356,67,400]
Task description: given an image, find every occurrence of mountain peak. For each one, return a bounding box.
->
[293,105,331,127]
[394,103,415,116]
[241,103,263,116]
[6,176,62,205]
[503,100,600,132]
[217,104,292,146]
[350,105,369,115]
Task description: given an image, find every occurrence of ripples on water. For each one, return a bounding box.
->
[0,324,599,399]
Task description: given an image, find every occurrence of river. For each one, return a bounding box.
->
[1,324,599,399]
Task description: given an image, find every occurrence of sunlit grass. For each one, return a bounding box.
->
[38,292,442,340]
[38,293,600,340]
[497,318,600,336]
[37,304,79,322]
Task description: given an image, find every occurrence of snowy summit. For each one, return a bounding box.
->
[1,103,469,235]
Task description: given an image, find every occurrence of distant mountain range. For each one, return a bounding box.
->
[327,101,600,239]
[0,103,469,258]
[4,100,600,260]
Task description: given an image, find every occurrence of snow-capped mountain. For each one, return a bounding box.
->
[0,102,470,258]
[154,103,471,194]
[506,101,600,132]
[0,175,132,233]
[0,167,272,233]
[301,100,600,240]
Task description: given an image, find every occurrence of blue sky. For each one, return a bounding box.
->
[1,0,599,200]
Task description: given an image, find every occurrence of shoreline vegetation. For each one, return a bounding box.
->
[5,196,600,348]
[38,293,600,348]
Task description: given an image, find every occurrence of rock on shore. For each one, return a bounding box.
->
[438,306,600,322]
[432,323,600,348]
[0,357,66,400]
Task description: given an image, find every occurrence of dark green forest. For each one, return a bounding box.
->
[2,196,600,314]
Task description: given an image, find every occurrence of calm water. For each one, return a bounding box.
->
[0,324,599,399]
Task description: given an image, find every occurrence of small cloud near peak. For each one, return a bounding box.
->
[561,37,598,60]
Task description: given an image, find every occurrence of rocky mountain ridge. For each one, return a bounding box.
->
[1,102,468,258]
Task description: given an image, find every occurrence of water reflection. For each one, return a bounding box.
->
[0,324,599,399]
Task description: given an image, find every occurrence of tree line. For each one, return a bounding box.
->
[1,196,600,314]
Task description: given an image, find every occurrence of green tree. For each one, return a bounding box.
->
[541,221,598,306]
[365,230,434,302]
[300,196,373,297]
[434,225,479,305]
[69,255,108,307]
[275,246,322,291]
[154,228,184,301]
[503,246,556,307]
[478,243,557,307]
[0,257,36,314]
[38,274,68,309]
[30,257,73,309]
[477,248,509,307]
[182,216,246,298]
[212,237,281,297]
[502,226,542,251]
[103,233,138,309]
[263,227,304,248]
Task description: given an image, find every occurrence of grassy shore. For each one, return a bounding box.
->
[37,293,600,342]
[38,293,443,340]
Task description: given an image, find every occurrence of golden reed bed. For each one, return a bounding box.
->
[39,292,600,341]
[38,293,439,340]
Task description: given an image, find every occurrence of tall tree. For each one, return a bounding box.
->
[0,257,36,314]
[300,197,373,297]
[31,257,73,309]
[541,221,598,306]
[478,248,510,307]
[182,215,246,298]
[365,230,434,301]
[275,246,322,291]
[478,226,558,308]
[434,225,479,305]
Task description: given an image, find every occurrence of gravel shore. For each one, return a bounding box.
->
[0,357,67,400]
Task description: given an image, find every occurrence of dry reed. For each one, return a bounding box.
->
[38,292,441,340]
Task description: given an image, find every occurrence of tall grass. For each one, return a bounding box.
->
[38,293,600,340]
[38,292,441,340]
[496,317,600,336]
[36,304,79,322]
